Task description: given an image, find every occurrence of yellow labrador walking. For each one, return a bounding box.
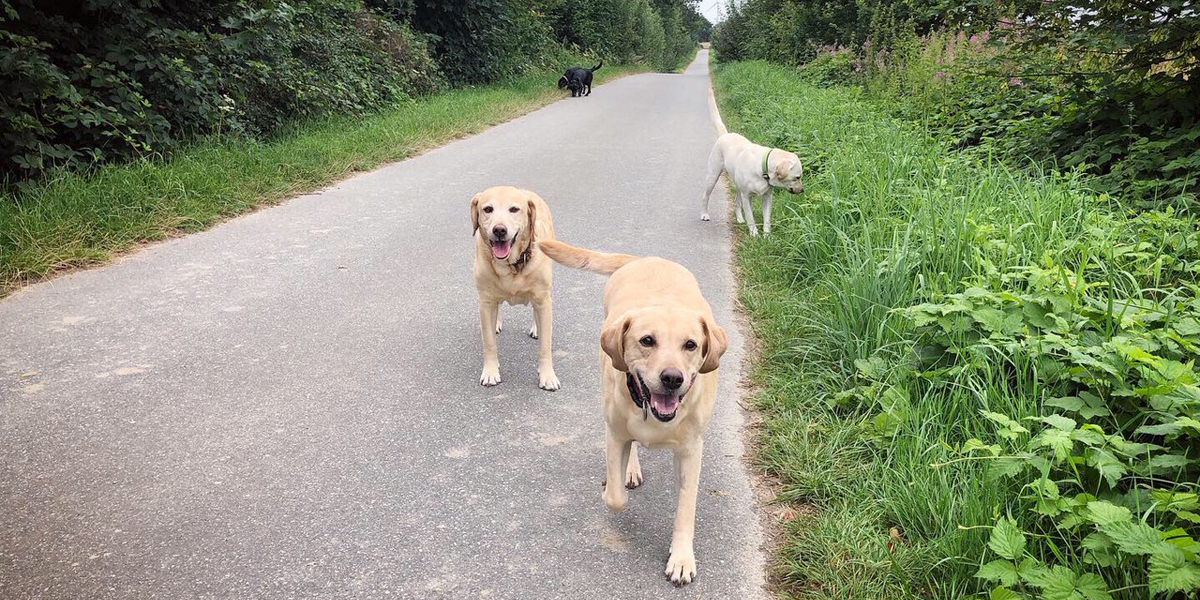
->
[538,238,729,585]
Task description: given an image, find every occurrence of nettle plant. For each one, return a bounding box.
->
[897,211,1200,598]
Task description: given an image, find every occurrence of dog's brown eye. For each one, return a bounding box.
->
[684,340,697,351]
[639,335,655,347]
[483,206,493,213]
[508,206,519,213]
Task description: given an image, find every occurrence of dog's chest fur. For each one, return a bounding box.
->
[475,252,550,306]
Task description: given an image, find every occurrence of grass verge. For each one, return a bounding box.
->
[715,61,1199,599]
[0,64,644,297]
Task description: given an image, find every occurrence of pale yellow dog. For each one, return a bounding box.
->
[538,238,729,586]
[470,186,559,390]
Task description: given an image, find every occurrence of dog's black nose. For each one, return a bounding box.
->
[492,225,507,239]
[660,369,684,391]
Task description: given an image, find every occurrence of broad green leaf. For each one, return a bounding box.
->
[988,586,1023,600]
[1045,396,1084,412]
[1149,454,1192,469]
[1086,501,1131,525]
[1176,416,1200,433]
[989,517,1026,561]
[1082,532,1119,567]
[1016,557,1043,581]
[1173,317,1200,336]
[988,457,1027,480]
[1038,566,1080,598]
[878,385,910,415]
[1136,422,1182,436]
[854,356,888,380]
[976,559,1019,586]
[1099,520,1166,555]
[973,306,1009,333]
[1080,532,1113,552]
[963,438,1002,456]
[1032,428,1074,462]
[982,411,1028,433]
[1039,414,1077,430]
[1148,546,1200,594]
[1074,573,1113,600]
[1083,449,1126,489]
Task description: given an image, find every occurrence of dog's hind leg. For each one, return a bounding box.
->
[533,297,559,390]
[699,147,723,221]
[479,299,502,386]
[761,188,774,235]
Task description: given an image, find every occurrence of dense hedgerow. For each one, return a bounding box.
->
[1,0,709,182]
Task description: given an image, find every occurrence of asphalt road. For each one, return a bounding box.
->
[0,50,765,599]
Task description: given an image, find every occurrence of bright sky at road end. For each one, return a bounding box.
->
[700,0,723,23]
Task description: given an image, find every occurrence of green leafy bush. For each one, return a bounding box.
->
[903,209,1200,598]
[0,0,443,180]
[797,45,857,86]
[714,58,1200,599]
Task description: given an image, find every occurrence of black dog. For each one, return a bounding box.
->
[556,62,602,97]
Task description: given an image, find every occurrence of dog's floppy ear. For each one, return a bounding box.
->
[773,155,793,182]
[470,193,481,235]
[525,196,538,243]
[601,314,632,372]
[699,316,728,374]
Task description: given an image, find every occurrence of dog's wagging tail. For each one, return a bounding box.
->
[536,239,636,275]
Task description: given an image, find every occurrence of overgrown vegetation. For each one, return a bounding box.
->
[712,0,1199,209]
[0,0,710,293]
[1,0,707,181]
[0,64,643,296]
[714,60,1199,599]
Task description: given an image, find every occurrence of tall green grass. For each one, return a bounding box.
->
[0,64,644,296]
[715,61,1199,599]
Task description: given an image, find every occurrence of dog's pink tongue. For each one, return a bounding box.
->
[491,240,511,259]
[650,393,680,416]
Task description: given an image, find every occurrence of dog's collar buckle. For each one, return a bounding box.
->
[511,245,532,270]
[761,148,773,180]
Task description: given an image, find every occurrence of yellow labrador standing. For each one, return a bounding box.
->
[538,238,729,586]
[470,186,559,391]
[700,132,804,235]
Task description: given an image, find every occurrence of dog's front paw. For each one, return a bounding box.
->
[480,365,501,386]
[625,462,643,489]
[699,212,710,221]
[664,547,697,586]
[528,323,538,339]
[495,319,503,334]
[538,366,560,391]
